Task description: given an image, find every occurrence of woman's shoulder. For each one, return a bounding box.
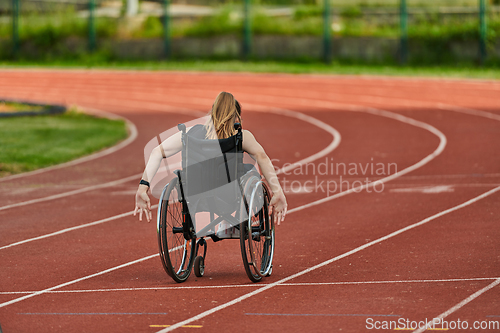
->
[242,129,255,140]
[242,129,257,146]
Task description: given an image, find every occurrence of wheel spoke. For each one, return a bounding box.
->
[158,178,195,283]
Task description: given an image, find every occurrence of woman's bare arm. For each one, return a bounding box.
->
[242,130,287,224]
[134,131,183,222]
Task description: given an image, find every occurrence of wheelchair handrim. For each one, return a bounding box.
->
[247,180,273,278]
[157,182,169,233]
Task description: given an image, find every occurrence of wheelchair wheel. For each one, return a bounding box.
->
[240,179,275,282]
[194,256,204,277]
[157,177,196,283]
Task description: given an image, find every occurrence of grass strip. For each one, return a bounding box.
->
[0,109,128,177]
[1,60,500,80]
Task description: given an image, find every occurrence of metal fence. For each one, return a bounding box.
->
[0,0,497,64]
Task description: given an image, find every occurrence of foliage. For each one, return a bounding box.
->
[294,5,323,20]
[340,6,363,19]
[254,8,322,35]
[132,16,164,38]
[182,7,242,37]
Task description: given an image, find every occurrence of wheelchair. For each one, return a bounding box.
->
[157,122,275,283]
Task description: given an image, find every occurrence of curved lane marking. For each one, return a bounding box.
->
[0,205,155,251]
[0,174,141,214]
[245,103,341,176]
[287,104,447,214]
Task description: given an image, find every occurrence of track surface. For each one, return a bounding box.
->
[0,71,499,333]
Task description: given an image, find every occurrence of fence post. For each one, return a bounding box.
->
[88,0,96,52]
[479,0,487,65]
[163,0,170,59]
[243,0,251,60]
[400,0,408,65]
[12,0,19,57]
[323,0,331,63]
[126,0,139,17]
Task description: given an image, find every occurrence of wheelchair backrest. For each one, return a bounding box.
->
[181,125,244,205]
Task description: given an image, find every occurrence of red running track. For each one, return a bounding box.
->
[0,71,499,333]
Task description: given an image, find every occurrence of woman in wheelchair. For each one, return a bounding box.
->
[134,91,287,282]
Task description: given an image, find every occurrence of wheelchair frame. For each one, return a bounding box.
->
[157,123,275,283]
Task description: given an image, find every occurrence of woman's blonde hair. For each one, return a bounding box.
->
[204,91,242,140]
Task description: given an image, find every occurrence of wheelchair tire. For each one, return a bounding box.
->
[194,256,205,277]
[157,177,196,283]
[240,179,275,283]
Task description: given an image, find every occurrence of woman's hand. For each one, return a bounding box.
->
[269,189,287,225]
[134,185,152,222]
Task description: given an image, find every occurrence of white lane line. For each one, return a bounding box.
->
[0,204,157,251]
[0,108,138,183]
[245,104,341,176]
[157,185,500,333]
[0,285,262,295]
[0,254,159,309]
[0,244,180,308]
[280,277,500,286]
[350,90,500,123]
[0,174,141,212]
[390,185,455,193]
[437,103,500,122]
[0,107,340,250]
[288,106,447,214]
[413,278,500,333]
[400,173,500,180]
[2,277,498,295]
[388,184,500,188]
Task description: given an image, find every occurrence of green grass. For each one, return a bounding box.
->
[1,59,500,80]
[0,109,128,177]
